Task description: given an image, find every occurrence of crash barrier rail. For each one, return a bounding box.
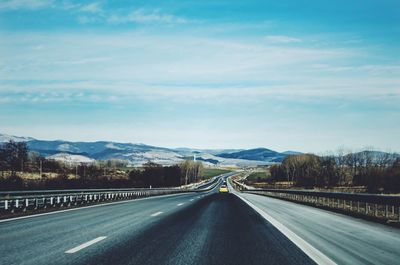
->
[0,188,187,215]
[231,179,400,223]
[0,173,228,215]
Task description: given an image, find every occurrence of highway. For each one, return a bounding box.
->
[0,175,399,265]
[0,177,314,265]
[230,185,400,265]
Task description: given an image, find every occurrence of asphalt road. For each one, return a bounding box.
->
[0,180,314,265]
[1,177,399,265]
[232,188,400,265]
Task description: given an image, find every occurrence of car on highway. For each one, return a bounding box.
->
[219,185,229,193]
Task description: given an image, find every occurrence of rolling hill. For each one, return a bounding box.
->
[0,133,295,166]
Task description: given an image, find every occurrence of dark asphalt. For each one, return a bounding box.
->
[79,193,314,265]
[0,184,315,265]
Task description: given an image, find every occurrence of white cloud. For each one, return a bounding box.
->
[264,35,302,43]
[1,31,399,105]
[0,0,53,10]
[79,2,102,13]
[107,9,188,24]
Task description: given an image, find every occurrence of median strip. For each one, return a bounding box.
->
[65,236,107,254]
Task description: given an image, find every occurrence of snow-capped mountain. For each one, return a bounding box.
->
[0,133,292,166]
[0,133,35,143]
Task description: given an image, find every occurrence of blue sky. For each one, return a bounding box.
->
[0,0,399,152]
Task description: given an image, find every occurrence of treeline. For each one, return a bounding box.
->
[269,151,400,193]
[0,140,204,190]
[128,161,203,188]
[0,141,128,177]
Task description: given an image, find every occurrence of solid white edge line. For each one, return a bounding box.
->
[233,193,337,265]
[0,192,191,224]
[151,211,163,217]
[65,236,107,254]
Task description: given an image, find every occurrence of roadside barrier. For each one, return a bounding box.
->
[231,179,400,223]
[0,174,227,216]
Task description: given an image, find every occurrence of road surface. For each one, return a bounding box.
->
[0,181,313,265]
[1,177,399,265]
[230,185,400,265]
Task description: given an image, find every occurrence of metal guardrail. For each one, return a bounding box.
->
[231,180,400,223]
[0,189,185,214]
[0,173,226,216]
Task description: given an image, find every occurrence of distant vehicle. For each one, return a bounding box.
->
[219,185,229,193]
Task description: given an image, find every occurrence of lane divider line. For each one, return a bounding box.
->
[177,203,184,206]
[151,211,163,217]
[233,193,337,265]
[190,199,194,201]
[65,236,107,254]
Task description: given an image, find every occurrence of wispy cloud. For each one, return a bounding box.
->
[107,9,188,24]
[264,35,302,43]
[0,0,53,10]
[78,2,102,13]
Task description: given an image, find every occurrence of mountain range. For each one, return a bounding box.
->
[0,133,297,166]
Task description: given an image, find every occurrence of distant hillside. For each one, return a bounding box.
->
[0,133,295,166]
[216,148,288,162]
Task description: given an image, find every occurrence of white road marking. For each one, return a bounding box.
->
[233,193,337,265]
[65,236,107,254]
[151,211,163,217]
[197,196,201,199]
[0,193,190,224]
[190,199,194,201]
[177,203,184,206]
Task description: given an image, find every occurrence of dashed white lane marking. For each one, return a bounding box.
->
[151,211,163,217]
[197,196,201,199]
[190,199,194,201]
[65,236,107,254]
[177,203,184,206]
[0,192,190,224]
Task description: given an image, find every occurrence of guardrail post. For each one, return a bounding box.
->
[50,197,54,206]
[375,204,378,217]
[385,205,388,218]
[5,200,8,210]
[357,201,360,212]
[366,203,368,214]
